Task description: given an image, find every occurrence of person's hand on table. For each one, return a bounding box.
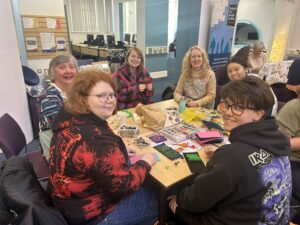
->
[146,83,153,91]
[201,147,216,165]
[127,147,137,157]
[139,84,146,92]
[141,153,157,166]
[168,195,178,214]
[186,100,198,107]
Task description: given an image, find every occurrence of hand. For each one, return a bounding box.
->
[204,147,215,160]
[127,147,137,157]
[168,195,178,214]
[141,153,157,166]
[139,84,146,92]
[186,100,198,107]
[146,83,153,91]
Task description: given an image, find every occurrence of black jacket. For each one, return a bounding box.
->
[176,118,291,225]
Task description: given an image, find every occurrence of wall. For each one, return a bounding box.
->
[0,1,33,142]
[286,0,300,51]
[19,0,65,80]
[235,0,275,50]
[175,0,201,78]
[145,0,168,74]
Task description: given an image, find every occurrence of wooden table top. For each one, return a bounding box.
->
[107,100,221,188]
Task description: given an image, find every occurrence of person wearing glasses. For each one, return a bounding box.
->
[169,76,291,225]
[37,53,78,160]
[48,69,158,225]
[113,47,153,110]
[174,46,216,109]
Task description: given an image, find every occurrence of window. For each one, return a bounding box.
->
[67,0,99,32]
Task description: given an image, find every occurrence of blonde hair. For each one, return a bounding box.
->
[125,47,145,72]
[65,69,116,115]
[181,46,212,79]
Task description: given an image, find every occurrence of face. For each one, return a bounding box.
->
[253,47,262,56]
[190,49,203,71]
[220,98,264,131]
[87,81,116,120]
[54,60,77,89]
[128,50,142,68]
[227,62,247,81]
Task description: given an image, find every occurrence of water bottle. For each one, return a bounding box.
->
[178,98,187,113]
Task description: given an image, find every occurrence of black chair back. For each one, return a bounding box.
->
[0,113,26,158]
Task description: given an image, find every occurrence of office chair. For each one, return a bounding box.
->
[0,113,49,180]
[22,65,40,139]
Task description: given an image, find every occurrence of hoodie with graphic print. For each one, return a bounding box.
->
[175,118,291,225]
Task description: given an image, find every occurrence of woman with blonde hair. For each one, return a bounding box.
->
[174,46,216,109]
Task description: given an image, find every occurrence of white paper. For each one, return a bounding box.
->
[46,18,56,28]
[22,17,34,28]
[25,37,38,51]
[40,33,56,52]
[56,37,66,50]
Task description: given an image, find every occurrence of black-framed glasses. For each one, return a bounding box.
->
[219,101,255,116]
[89,92,116,103]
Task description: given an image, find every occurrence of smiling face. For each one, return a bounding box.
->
[128,50,142,69]
[54,60,77,90]
[86,81,116,120]
[227,62,247,81]
[221,98,264,131]
[190,48,203,71]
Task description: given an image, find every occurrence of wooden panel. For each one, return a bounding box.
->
[22,15,69,59]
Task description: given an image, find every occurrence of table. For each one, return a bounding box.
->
[72,43,130,61]
[108,100,222,224]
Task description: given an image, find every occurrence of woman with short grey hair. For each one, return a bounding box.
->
[249,40,268,73]
[37,53,78,160]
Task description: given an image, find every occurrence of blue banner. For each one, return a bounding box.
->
[208,0,240,69]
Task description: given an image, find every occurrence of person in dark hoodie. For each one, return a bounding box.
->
[168,76,291,225]
[48,69,158,225]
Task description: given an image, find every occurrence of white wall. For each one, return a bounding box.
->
[236,0,276,49]
[287,0,300,51]
[0,1,33,142]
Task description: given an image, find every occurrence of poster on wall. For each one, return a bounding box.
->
[25,37,38,51]
[22,17,39,29]
[207,0,240,69]
[40,33,56,52]
[56,37,66,51]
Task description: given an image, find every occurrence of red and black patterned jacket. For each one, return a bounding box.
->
[113,64,153,110]
[48,108,151,225]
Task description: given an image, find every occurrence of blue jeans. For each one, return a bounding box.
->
[97,187,158,225]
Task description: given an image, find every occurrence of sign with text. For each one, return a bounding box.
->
[208,0,240,69]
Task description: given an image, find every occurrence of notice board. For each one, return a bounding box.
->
[22,15,69,59]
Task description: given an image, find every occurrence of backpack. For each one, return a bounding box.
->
[0,156,68,225]
[162,85,176,100]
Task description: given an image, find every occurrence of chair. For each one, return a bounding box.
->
[0,113,49,180]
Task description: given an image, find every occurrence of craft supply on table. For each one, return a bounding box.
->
[153,143,182,161]
[133,137,150,148]
[148,133,167,143]
[118,125,139,138]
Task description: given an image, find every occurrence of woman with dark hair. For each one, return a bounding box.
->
[37,53,78,160]
[48,69,158,225]
[169,76,291,225]
[225,57,278,116]
[174,46,216,109]
[113,47,153,109]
